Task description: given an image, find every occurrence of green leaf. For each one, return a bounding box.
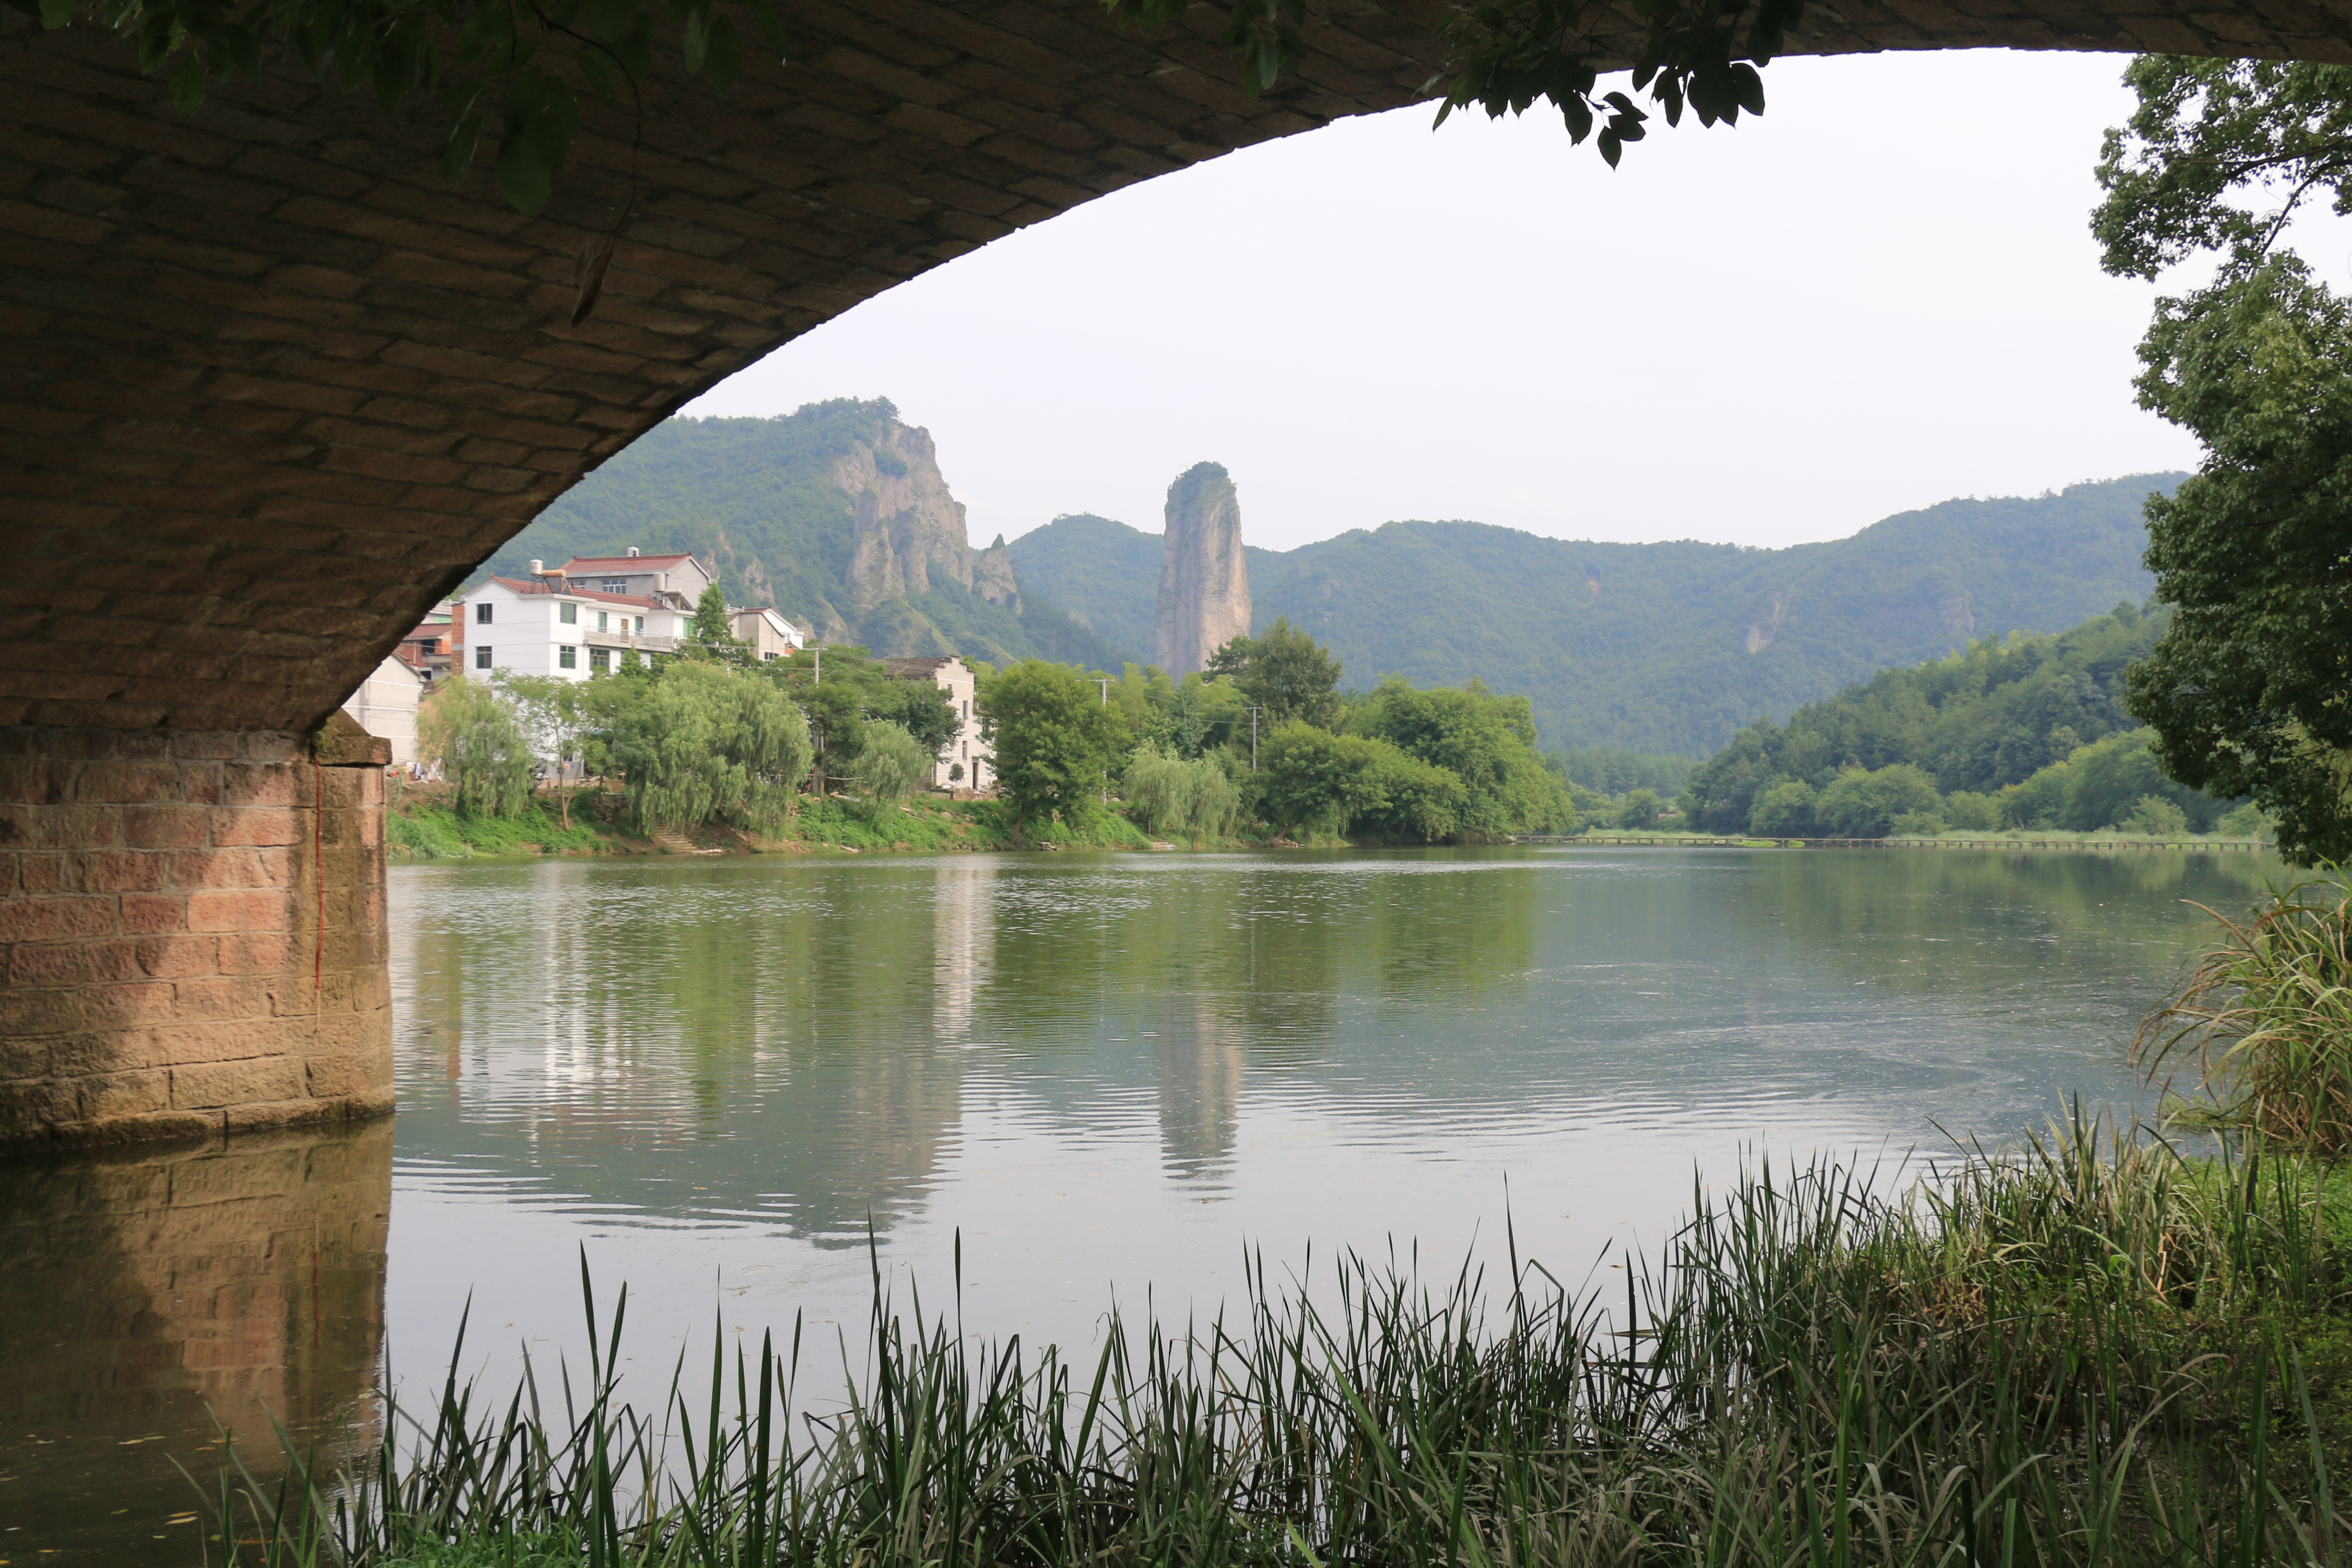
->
[39,0,72,28]
[702,12,740,89]
[1732,62,1765,115]
[496,131,551,215]
[585,0,628,40]
[681,4,708,73]
[167,48,206,113]
[1597,128,1620,168]
[613,15,654,81]
[577,46,615,104]
[442,111,483,186]
[744,0,786,62]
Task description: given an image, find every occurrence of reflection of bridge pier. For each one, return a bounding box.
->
[0,1121,392,1565]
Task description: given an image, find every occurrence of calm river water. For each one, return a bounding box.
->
[0,845,2287,1562]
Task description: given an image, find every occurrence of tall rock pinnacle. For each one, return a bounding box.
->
[1153,462,1252,677]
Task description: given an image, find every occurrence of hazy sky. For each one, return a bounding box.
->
[682,49,2212,554]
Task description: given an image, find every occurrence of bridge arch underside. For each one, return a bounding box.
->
[4,0,2350,1145]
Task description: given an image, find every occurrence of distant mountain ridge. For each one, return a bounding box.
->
[482,401,1127,670]
[1011,479,2180,755]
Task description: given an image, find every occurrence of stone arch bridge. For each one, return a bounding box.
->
[1,0,2342,1143]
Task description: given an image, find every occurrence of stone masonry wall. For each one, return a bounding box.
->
[0,724,392,1145]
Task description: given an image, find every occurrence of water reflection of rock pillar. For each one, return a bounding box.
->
[933,860,996,1042]
[0,1120,392,1565]
[1156,997,1245,1188]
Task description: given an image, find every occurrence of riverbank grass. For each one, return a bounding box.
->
[2140,876,2352,1156]
[209,1109,2352,1568]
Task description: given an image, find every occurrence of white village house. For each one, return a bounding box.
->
[339,654,425,764]
[454,550,802,680]
[883,655,993,791]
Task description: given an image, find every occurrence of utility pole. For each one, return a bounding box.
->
[1246,706,1262,772]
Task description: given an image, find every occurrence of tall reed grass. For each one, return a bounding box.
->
[2140,875,2352,1156]
[204,1112,2352,1568]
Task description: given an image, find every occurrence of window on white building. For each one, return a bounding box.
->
[476,646,492,669]
[560,602,577,624]
[558,645,576,669]
[590,647,611,671]
[635,616,645,632]
[603,579,627,594]
[475,603,493,624]
[596,611,608,631]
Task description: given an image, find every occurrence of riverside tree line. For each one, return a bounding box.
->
[413,597,1577,845]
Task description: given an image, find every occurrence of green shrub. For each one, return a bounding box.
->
[1747,778,1816,836]
[389,805,602,858]
[387,809,471,859]
[1944,789,2002,830]
[2125,793,2191,836]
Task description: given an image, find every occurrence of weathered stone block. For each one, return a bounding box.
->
[172,1056,306,1110]
[185,887,285,933]
[215,931,296,975]
[11,937,141,986]
[119,891,187,932]
[80,1066,174,1119]
[0,893,118,943]
[134,932,218,978]
[124,804,211,849]
[71,849,167,893]
[221,763,300,807]
[213,808,303,847]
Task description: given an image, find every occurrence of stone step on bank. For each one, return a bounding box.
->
[0,713,393,1145]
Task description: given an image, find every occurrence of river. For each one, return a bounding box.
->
[0,845,2286,1563]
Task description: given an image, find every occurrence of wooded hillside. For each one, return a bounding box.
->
[1012,479,2178,754]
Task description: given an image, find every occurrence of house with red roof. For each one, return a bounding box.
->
[555,548,714,606]
[458,562,694,681]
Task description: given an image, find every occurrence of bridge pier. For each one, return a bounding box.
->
[0,718,392,1146]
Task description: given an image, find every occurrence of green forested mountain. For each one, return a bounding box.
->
[484,403,1126,669]
[1679,600,2248,836]
[1011,479,2179,754]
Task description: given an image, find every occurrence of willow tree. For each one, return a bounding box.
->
[855,722,934,821]
[1123,745,1240,838]
[417,676,533,819]
[608,662,812,835]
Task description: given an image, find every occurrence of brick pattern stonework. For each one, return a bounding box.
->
[0,725,391,1145]
[7,0,2352,738]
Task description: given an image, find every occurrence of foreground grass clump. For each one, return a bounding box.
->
[2142,875,2352,1157]
[209,1116,2352,1567]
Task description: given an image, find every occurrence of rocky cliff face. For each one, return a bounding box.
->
[974,535,1020,610]
[1153,462,1252,677]
[834,423,979,613]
